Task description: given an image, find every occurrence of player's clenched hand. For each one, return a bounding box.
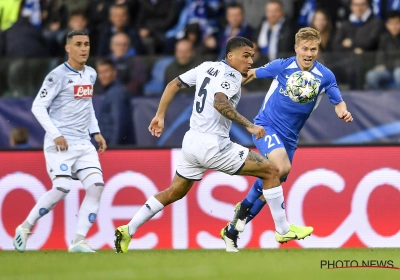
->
[338,110,353,122]
[54,136,68,151]
[148,116,164,137]
[247,124,266,139]
[94,133,107,155]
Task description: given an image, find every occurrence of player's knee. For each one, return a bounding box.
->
[261,162,279,179]
[83,173,104,201]
[53,176,72,194]
[277,164,291,179]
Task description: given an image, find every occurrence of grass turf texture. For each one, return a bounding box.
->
[1,248,399,280]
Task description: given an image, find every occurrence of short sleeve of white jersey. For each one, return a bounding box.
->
[178,65,199,87]
[214,71,241,99]
[31,72,63,140]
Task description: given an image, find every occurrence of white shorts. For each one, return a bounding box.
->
[44,143,102,180]
[176,129,249,181]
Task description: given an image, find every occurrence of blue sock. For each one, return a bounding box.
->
[247,198,267,223]
[228,198,267,237]
[227,222,239,235]
[244,178,263,204]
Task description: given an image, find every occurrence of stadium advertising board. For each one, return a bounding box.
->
[0,147,399,250]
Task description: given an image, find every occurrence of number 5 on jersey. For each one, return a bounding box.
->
[196,77,210,113]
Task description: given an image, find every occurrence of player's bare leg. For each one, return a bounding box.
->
[220,150,280,252]
[233,150,281,231]
[224,149,313,248]
[115,175,195,253]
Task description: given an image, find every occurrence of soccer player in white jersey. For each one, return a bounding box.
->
[221,27,353,252]
[13,30,107,253]
[115,37,300,253]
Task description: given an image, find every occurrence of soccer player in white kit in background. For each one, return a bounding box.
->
[114,37,287,253]
[13,30,107,253]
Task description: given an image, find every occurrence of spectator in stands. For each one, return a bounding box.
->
[235,0,268,29]
[0,5,49,96]
[217,2,254,60]
[9,127,30,149]
[293,0,347,27]
[109,32,147,96]
[164,39,199,95]
[236,0,295,29]
[0,0,24,31]
[163,0,221,55]
[331,0,384,89]
[96,58,135,146]
[97,4,144,57]
[333,0,384,54]
[310,8,334,52]
[366,11,400,89]
[136,0,180,54]
[53,11,90,56]
[256,0,295,61]
[41,0,91,34]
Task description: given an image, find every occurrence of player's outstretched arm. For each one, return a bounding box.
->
[241,69,257,85]
[214,92,265,139]
[334,101,353,122]
[149,78,188,137]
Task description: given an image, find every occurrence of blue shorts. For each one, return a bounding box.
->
[252,124,297,164]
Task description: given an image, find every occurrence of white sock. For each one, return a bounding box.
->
[263,186,290,234]
[75,183,103,242]
[26,178,70,226]
[128,196,164,236]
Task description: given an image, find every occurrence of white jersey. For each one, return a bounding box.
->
[179,60,242,138]
[32,62,100,149]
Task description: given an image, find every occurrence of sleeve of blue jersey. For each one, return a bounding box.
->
[325,70,343,104]
[255,59,284,79]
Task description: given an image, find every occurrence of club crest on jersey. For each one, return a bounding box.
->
[74,85,93,98]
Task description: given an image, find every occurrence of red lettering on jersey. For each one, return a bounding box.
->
[73,85,93,98]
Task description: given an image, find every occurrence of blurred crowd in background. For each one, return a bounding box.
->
[0,0,399,98]
[1,0,400,147]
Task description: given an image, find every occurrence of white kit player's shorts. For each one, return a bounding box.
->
[176,129,249,181]
[44,143,102,180]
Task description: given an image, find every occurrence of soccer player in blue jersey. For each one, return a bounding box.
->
[221,27,353,252]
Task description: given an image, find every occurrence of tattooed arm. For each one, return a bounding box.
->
[214,92,266,139]
[149,78,188,137]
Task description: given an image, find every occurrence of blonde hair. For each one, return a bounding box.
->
[295,27,321,45]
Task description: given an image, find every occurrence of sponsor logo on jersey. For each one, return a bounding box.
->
[73,85,93,98]
[48,77,53,83]
[68,79,73,84]
[238,150,244,159]
[90,75,94,83]
[279,86,288,96]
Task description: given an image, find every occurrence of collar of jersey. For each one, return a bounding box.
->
[221,59,229,66]
[64,62,85,74]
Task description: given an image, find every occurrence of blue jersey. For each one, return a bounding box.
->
[254,56,343,144]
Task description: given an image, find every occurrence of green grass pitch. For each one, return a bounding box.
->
[1,248,399,280]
